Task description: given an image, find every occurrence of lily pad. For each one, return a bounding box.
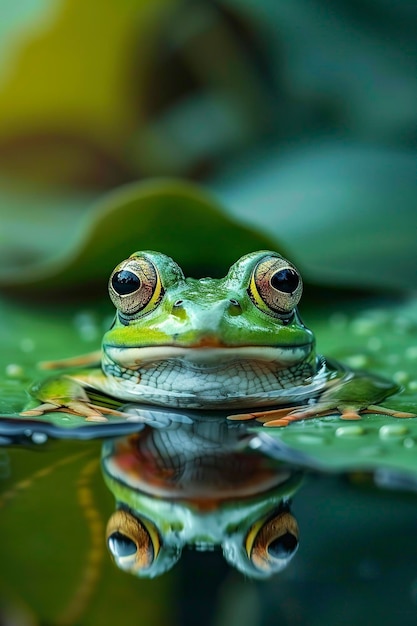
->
[254,296,417,478]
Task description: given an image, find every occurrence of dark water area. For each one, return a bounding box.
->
[1,413,417,626]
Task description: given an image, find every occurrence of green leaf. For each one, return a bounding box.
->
[0,179,276,298]
[212,141,417,290]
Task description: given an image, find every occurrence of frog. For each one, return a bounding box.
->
[102,411,303,578]
[22,250,414,426]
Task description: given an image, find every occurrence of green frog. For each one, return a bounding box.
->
[22,250,414,426]
[102,411,303,578]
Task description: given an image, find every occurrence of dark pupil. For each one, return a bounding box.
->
[112,270,141,295]
[108,532,137,557]
[267,532,298,558]
[271,268,299,294]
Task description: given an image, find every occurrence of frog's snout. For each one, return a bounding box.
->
[170,298,243,324]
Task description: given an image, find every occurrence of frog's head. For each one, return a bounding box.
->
[102,251,317,408]
[105,501,300,579]
[102,425,302,579]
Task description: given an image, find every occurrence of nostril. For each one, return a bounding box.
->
[229,299,242,315]
[172,299,186,319]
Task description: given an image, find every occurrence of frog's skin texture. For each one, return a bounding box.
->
[22,250,414,425]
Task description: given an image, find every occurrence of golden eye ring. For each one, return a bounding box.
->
[106,509,160,573]
[246,510,299,574]
[249,254,303,315]
[108,255,163,316]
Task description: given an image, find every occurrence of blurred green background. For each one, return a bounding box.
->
[0,0,416,294]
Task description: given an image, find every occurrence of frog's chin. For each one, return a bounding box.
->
[99,343,321,408]
[103,344,313,370]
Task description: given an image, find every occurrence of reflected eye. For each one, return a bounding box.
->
[246,510,299,574]
[108,531,137,557]
[106,509,160,573]
[267,530,298,558]
[249,254,303,315]
[108,255,163,316]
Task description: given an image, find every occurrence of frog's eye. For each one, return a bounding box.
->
[246,510,299,575]
[106,509,160,574]
[108,256,163,316]
[249,255,303,315]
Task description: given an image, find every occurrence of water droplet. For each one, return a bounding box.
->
[379,424,408,438]
[344,354,368,368]
[5,364,23,377]
[31,432,48,445]
[393,371,409,385]
[405,346,417,360]
[336,425,365,437]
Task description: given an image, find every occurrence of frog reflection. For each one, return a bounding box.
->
[101,407,303,578]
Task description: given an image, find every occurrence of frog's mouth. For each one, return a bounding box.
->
[103,343,313,371]
[100,342,322,408]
